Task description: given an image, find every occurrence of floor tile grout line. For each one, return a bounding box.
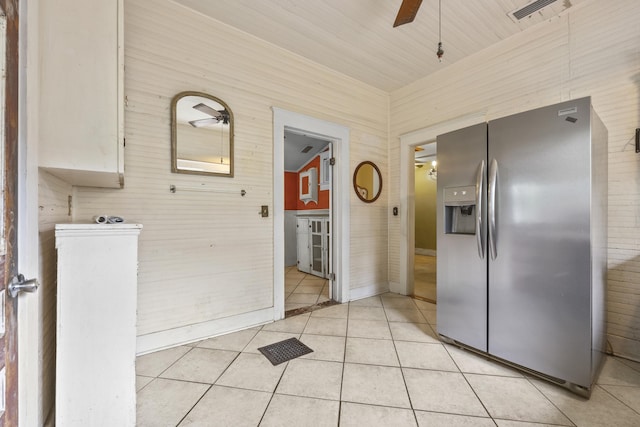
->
[152,346,196,381]
[157,349,244,389]
[389,320,420,426]
[519,373,578,427]
[595,383,640,418]
[235,325,263,353]
[257,359,291,424]
[174,383,214,427]
[443,342,497,423]
[337,301,352,425]
[457,371,496,423]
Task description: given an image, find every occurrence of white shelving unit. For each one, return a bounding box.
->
[55,223,142,427]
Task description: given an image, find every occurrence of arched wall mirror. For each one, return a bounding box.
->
[171,91,234,177]
[353,161,382,203]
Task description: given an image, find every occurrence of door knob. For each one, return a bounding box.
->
[8,274,39,298]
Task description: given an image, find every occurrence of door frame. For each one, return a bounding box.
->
[18,0,42,424]
[396,112,485,296]
[273,108,350,319]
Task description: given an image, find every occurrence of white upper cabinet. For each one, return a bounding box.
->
[299,168,318,204]
[39,0,124,188]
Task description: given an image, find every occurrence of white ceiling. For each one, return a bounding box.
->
[172,0,585,92]
[284,130,331,171]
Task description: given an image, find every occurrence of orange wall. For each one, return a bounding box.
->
[284,172,298,210]
[284,155,330,211]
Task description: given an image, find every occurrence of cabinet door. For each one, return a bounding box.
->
[323,217,331,280]
[310,219,324,277]
[40,0,124,188]
[299,168,318,204]
[296,218,310,273]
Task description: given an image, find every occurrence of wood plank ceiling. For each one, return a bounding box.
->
[172,0,587,92]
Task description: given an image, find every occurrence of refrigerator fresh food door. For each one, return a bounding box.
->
[437,122,488,352]
[487,97,592,387]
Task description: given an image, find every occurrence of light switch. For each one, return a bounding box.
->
[261,205,269,217]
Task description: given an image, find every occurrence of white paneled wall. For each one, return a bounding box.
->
[72,0,388,351]
[38,171,74,421]
[389,0,640,360]
[350,132,390,299]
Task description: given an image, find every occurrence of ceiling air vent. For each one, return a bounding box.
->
[510,0,558,21]
[301,145,313,153]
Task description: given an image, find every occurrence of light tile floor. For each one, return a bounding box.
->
[414,254,436,302]
[285,266,330,312]
[137,293,640,426]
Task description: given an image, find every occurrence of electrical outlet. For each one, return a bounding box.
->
[261,205,269,217]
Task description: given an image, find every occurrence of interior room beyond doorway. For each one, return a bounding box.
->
[414,141,437,302]
[283,128,334,314]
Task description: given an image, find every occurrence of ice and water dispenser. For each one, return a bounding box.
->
[443,185,477,235]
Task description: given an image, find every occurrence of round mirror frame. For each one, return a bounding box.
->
[353,160,383,203]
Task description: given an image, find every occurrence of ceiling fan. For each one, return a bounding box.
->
[189,103,230,127]
[393,0,423,27]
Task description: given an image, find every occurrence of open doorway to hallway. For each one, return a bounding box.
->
[413,142,437,302]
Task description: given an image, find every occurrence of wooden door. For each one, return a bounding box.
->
[0,0,20,424]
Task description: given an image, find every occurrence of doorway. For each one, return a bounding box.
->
[272,108,350,320]
[397,112,485,297]
[413,142,437,302]
[283,130,333,313]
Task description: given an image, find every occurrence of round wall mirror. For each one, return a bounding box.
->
[171,91,234,177]
[353,161,382,203]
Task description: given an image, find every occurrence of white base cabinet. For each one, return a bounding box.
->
[55,223,142,427]
[296,216,330,278]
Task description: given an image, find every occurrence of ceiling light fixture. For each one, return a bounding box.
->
[429,160,438,179]
[436,0,444,62]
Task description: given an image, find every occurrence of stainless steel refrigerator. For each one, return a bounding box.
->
[436,97,607,395]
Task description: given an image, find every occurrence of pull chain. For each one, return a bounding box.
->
[436,0,444,61]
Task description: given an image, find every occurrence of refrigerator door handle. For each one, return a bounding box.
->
[488,158,498,260]
[475,160,485,259]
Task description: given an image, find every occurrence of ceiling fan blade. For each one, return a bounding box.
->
[189,117,220,128]
[393,0,423,27]
[193,102,222,119]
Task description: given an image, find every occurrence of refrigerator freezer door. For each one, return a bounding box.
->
[487,98,593,387]
[437,123,488,352]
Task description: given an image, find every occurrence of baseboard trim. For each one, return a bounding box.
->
[415,248,437,256]
[388,281,403,295]
[136,307,275,355]
[607,334,640,362]
[350,283,389,301]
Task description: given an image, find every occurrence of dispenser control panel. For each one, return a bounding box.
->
[444,185,477,235]
[443,185,476,205]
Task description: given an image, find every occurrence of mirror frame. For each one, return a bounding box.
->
[353,160,383,203]
[171,91,234,177]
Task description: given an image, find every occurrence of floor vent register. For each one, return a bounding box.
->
[258,338,313,366]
